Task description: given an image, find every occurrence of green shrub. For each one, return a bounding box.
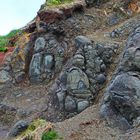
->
[42,130,58,140]
[0,29,22,48]
[0,37,8,48]
[4,29,21,39]
[47,0,61,5]
[0,47,8,52]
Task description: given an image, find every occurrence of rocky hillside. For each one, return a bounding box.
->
[0,0,140,139]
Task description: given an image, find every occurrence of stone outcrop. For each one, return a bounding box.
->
[38,0,84,24]
[48,35,119,114]
[29,35,68,83]
[2,1,140,139]
[100,26,140,130]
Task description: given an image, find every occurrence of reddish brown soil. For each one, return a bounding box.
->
[0,47,14,64]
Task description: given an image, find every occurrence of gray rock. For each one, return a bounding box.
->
[15,71,25,83]
[65,96,77,112]
[8,120,28,137]
[101,73,140,129]
[3,64,12,72]
[100,64,106,72]
[100,27,140,130]
[75,36,92,49]
[43,54,54,73]
[67,67,89,91]
[0,70,12,84]
[77,100,89,113]
[97,74,106,84]
[34,37,45,53]
[29,53,42,82]
[57,92,66,109]
[54,56,63,73]
[59,72,67,85]
[109,73,140,122]
[72,54,85,67]
[48,38,58,49]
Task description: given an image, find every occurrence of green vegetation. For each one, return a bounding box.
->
[42,130,59,140]
[28,119,46,131]
[15,119,47,140]
[46,0,72,6]
[0,29,21,52]
[0,47,7,52]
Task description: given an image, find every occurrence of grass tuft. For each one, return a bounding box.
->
[46,0,72,6]
[42,130,59,140]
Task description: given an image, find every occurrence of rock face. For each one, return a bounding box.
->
[0,28,118,119]
[100,26,140,130]
[29,36,67,83]
[49,36,119,114]
[1,1,140,139]
[38,1,84,24]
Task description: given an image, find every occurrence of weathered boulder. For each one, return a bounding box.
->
[34,37,46,53]
[65,96,77,112]
[54,36,118,114]
[66,67,89,91]
[29,35,67,83]
[29,53,42,82]
[75,35,92,49]
[72,54,85,68]
[100,26,140,130]
[96,74,106,84]
[77,100,89,113]
[8,120,28,137]
[43,54,54,73]
[96,43,119,64]
[109,73,140,122]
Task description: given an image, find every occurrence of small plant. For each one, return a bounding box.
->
[28,119,46,131]
[42,130,59,140]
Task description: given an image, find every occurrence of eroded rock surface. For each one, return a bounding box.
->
[100,26,140,130]
[48,36,119,114]
[1,1,140,139]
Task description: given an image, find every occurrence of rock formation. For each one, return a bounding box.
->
[0,0,140,139]
[100,26,140,130]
